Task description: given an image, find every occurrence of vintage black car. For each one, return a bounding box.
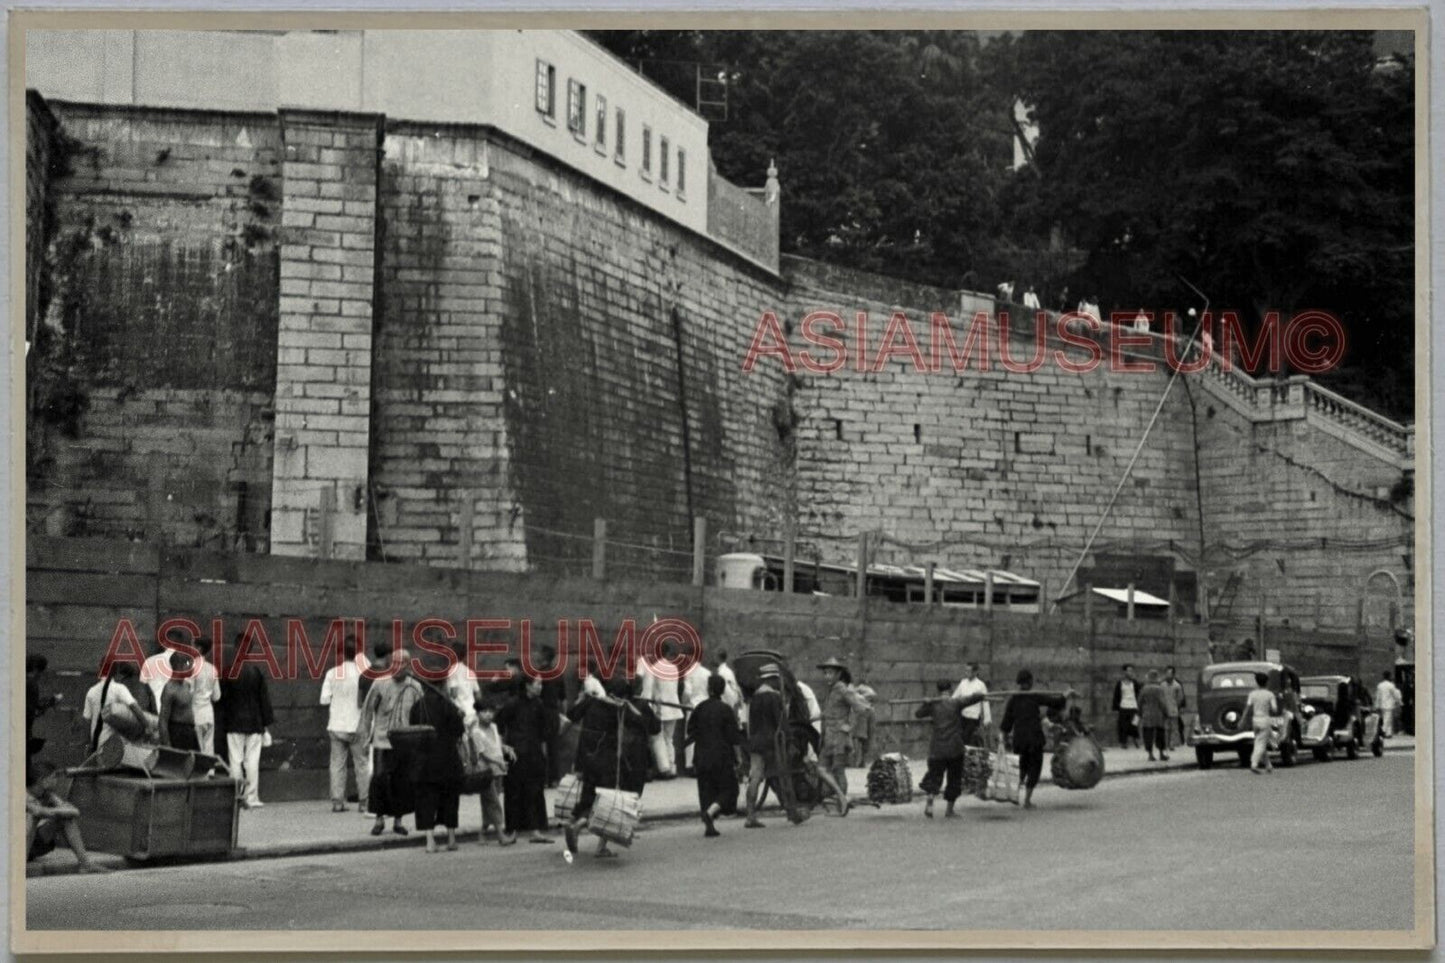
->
[1188,661,1301,769]
[1296,674,1381,760]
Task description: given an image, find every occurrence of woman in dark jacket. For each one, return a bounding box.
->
[409,680,465,853]
[999,669,1074,810]
[495,677,557,844]
[561,675,660,860]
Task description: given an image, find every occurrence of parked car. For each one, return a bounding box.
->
[1188,661,1302,769]
[1296,675,1381,760]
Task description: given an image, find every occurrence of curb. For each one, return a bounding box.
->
[28,743,1415,878]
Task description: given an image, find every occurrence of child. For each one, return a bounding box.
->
[914,679,987,818]
[470,700,513,844]
[159,651,199,752]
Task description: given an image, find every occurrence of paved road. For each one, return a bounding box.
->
[26,754,1415,932]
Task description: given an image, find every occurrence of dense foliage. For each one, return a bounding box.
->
[591,30,1414,417]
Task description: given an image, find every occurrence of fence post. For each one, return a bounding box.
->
[318,486,336,560]
[1126,582,1136,622]
[855,531,869,599]
[592,518,607,581]
[783,516,796,594]
[1037,577,1048,622]
[1084,582,1094,621]
[458,493,474,570]
[924,562,935,606]
[984,571,994,614]
[692,516,707,588]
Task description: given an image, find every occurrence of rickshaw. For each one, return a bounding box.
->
[731,649,830,822]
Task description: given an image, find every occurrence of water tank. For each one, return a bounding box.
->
[717,553,767,590]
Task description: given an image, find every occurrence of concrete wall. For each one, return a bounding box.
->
[27,29,712,239]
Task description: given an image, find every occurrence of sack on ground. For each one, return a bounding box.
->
[553,772,583,821]
[865,753,913,804]
[587,787,642,847]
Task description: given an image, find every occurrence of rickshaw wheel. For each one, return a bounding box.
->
[1345,739,1359,760]
[1371,739,1384,758]
[1312,746,1331,762]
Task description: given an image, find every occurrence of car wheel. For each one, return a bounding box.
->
[1280,739,1297,768]
[1372,739,1384,758]
[1236,747,1251,768]
[1346,740,1359,760]
[1195,747,1213,770]
[1312,746,1330,762]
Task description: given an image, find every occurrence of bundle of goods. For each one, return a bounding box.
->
[978,746,1021,804]
[961,746,993,795]
[865,753,913,804]
[587,787,642,847]
[1049,727,1106,790]
[553,772,583,821]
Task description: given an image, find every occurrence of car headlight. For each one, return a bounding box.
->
[1223,710,1238,727]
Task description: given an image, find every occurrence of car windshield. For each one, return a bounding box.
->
[1207,671,1259,689]
[1300,683,1335,701]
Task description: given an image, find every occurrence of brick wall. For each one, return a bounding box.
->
[1195,385,1414,650]
[269,111,382,560]
[780,257,1203,609]
[27,102,280,550]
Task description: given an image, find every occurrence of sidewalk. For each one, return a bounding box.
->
[28,735,1417,877]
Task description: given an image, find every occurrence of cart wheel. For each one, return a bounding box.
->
[1345,740,1359,760]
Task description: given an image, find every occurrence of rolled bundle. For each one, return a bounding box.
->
[1050,732,1105,790]
[865,753,913,804]
[961,746,993,795]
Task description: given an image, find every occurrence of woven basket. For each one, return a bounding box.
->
[587,787,641,847]
[1050,733,1105,790]
[865,753,913,805]
[961,745,993,795]
[553,773,583,821]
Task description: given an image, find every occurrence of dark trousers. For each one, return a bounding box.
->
[920,755,964,801]
[960,717,982,749]
[1143,726,1168,755]
[1116,711,1137,747]
[1018,745,1045,789]
[696,765,740,814]
[503,769,549,833]
[414,783,460,831]
[368,749,416,818]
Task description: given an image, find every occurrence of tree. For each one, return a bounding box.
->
[999,31,1413,415]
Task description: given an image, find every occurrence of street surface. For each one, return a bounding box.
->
[27,754,1414,932]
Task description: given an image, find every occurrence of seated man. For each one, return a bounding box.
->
[26,764,110,873]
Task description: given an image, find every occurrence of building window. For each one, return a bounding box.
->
[641,125,652,178]
[535,60,556,119]
[594,95,607,151]
[659,136,670,187]
[567,80,586,137]
[614,108,626,165]
[677,148,686,197]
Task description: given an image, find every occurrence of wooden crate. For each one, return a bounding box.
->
[65,771,240,861]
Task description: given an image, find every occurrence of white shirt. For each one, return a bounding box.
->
[681,663,712,711]
[796,680,822,734]
[952,676,992,724]
[83,678,139,749]
[1022,290,1041,309]
[140,652,173,710]
[445,661,481,725]
[715,663,743,709]
[319,657,368,734]
[582,675,606,699]
[1375,681,1402,710]
[640,659,684,722]
[1119,679,1139,711]
[189,657,220,728]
